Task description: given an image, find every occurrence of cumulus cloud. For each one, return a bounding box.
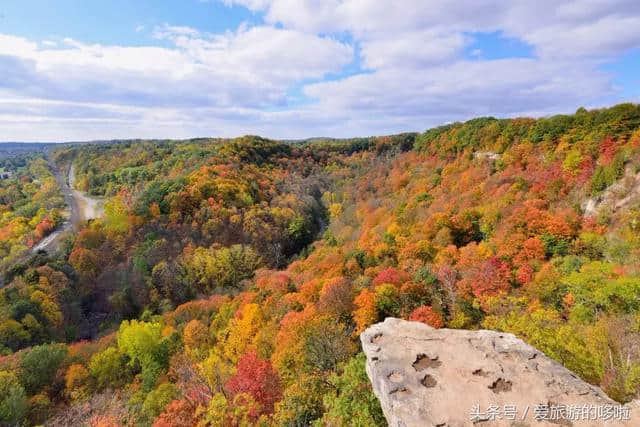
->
[0,26,352,108]
[228,0,640,59]
[522,14,640,58]
[360,31,468,69]
[218,0,639,134]
[0,1,639,141]
[305,59,612,118]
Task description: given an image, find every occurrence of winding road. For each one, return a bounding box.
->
[31,155,103,253]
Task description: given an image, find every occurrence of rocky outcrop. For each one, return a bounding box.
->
[473,151,500,161]
[583,164,640,218]
[361,318,639,426]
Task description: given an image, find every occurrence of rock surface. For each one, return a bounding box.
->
[582,164,640,218]
[361,318,639,427]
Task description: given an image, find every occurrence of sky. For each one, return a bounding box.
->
[0,0,639,142]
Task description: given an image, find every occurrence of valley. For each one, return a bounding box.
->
[1,105,640,426]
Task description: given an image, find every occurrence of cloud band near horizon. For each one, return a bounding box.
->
[0,0,639,142]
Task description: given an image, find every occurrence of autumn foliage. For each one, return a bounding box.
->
[3,105,640,425]
[409,306,444,328]
[225,351,282,418]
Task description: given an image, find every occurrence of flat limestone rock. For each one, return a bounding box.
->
[361,318,639,427]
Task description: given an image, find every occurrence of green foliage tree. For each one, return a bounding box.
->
[19,343,68,395]
[303,318,354,374]
[0,371,28,426]
[142,383,180,421]
[273,375,326,426]
[483,307,604,384]
[316,353,385,426]
[89,347,131,390]
[103,195,130,234]
[117,320,169,391]
[590,166,608,194]
[0,319,31,353]
[374,284,403,318]
[563,262,640,323]
[183,244,262,292]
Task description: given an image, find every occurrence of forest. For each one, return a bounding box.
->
[1,103,640,426]
[0,154,65,276]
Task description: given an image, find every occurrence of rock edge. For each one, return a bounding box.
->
[361,318,639,427]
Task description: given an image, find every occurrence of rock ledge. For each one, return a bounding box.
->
[361,318,639,426]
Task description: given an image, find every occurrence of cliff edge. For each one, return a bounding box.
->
[361,318,639,426]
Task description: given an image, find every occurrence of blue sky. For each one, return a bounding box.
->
[0,0,258,45]
[0,0,639,141]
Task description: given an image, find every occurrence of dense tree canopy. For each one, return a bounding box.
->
[2,104,640,425]
[0,154,64,273]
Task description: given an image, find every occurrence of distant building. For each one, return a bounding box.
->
[0,171,13,179]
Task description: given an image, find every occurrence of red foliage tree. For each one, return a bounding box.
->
[152,399,199,427]
[576,156,595,185]
[599,136,617,165]
[224,351,282,418]
[372,267,410,287]
[513,236,545,266]
[471,257,511,298]
[256,271,292,295]
[516,264,534,285]
[409,306,444,328]
[35,217,55,240]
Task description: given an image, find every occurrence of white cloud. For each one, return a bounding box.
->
[0,34,38,56]
[522,14,640,58]
[304,58,612,119]
[152,24,201,39]
[0,1,639,141]
[360,31,468,69]
[219,0,639,133]
[0,26,352,110]
[227,0,640,60]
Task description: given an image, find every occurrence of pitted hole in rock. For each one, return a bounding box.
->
[388,371,404,383]
[421,374,437,388]
[389,386,409,397]
[371,332,383,344]
[472,368,489,377]
[488,378,512,393]
[412,354,442,371]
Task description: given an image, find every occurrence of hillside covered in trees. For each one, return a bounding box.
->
[0,153,66,275]
[2,104,640,426]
